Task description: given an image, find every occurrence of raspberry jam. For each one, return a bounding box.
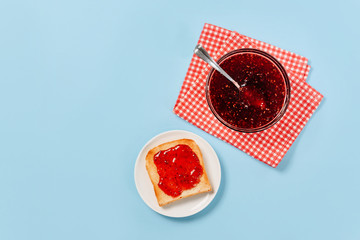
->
[153,144,203,198]
[207,49,289,131]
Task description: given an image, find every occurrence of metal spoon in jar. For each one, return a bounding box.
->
[193,44,240,89]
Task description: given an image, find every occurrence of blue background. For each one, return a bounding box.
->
[0,0,359,239]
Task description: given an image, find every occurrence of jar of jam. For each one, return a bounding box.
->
[205,48,291,133]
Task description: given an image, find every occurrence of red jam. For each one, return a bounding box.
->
[208,52,286,129]
[153,144,203,197]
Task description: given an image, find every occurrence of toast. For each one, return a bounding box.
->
[145,139,212,207]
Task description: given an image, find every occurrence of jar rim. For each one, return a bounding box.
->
[205,48,291,133]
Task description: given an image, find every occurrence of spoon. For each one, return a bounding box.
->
[194,44,266,110]
[193,44,240,89]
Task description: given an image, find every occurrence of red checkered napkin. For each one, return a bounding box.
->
[173,23,323,168]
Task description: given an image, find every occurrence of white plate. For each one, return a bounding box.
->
[134,130,221,218]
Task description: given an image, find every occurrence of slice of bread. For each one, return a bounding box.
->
[146,139,212,207]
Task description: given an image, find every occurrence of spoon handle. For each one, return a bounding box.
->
[194,45,240,89]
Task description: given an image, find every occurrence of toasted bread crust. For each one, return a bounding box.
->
[145,139,212,206]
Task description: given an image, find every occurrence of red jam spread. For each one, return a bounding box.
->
[153,144,203,197]
[209,52,286,129]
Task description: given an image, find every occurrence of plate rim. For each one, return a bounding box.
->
[134,130,221,218]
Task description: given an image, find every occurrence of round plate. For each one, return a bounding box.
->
[134,130,221,218]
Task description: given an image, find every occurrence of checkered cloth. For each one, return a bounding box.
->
[174,23,323,168]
